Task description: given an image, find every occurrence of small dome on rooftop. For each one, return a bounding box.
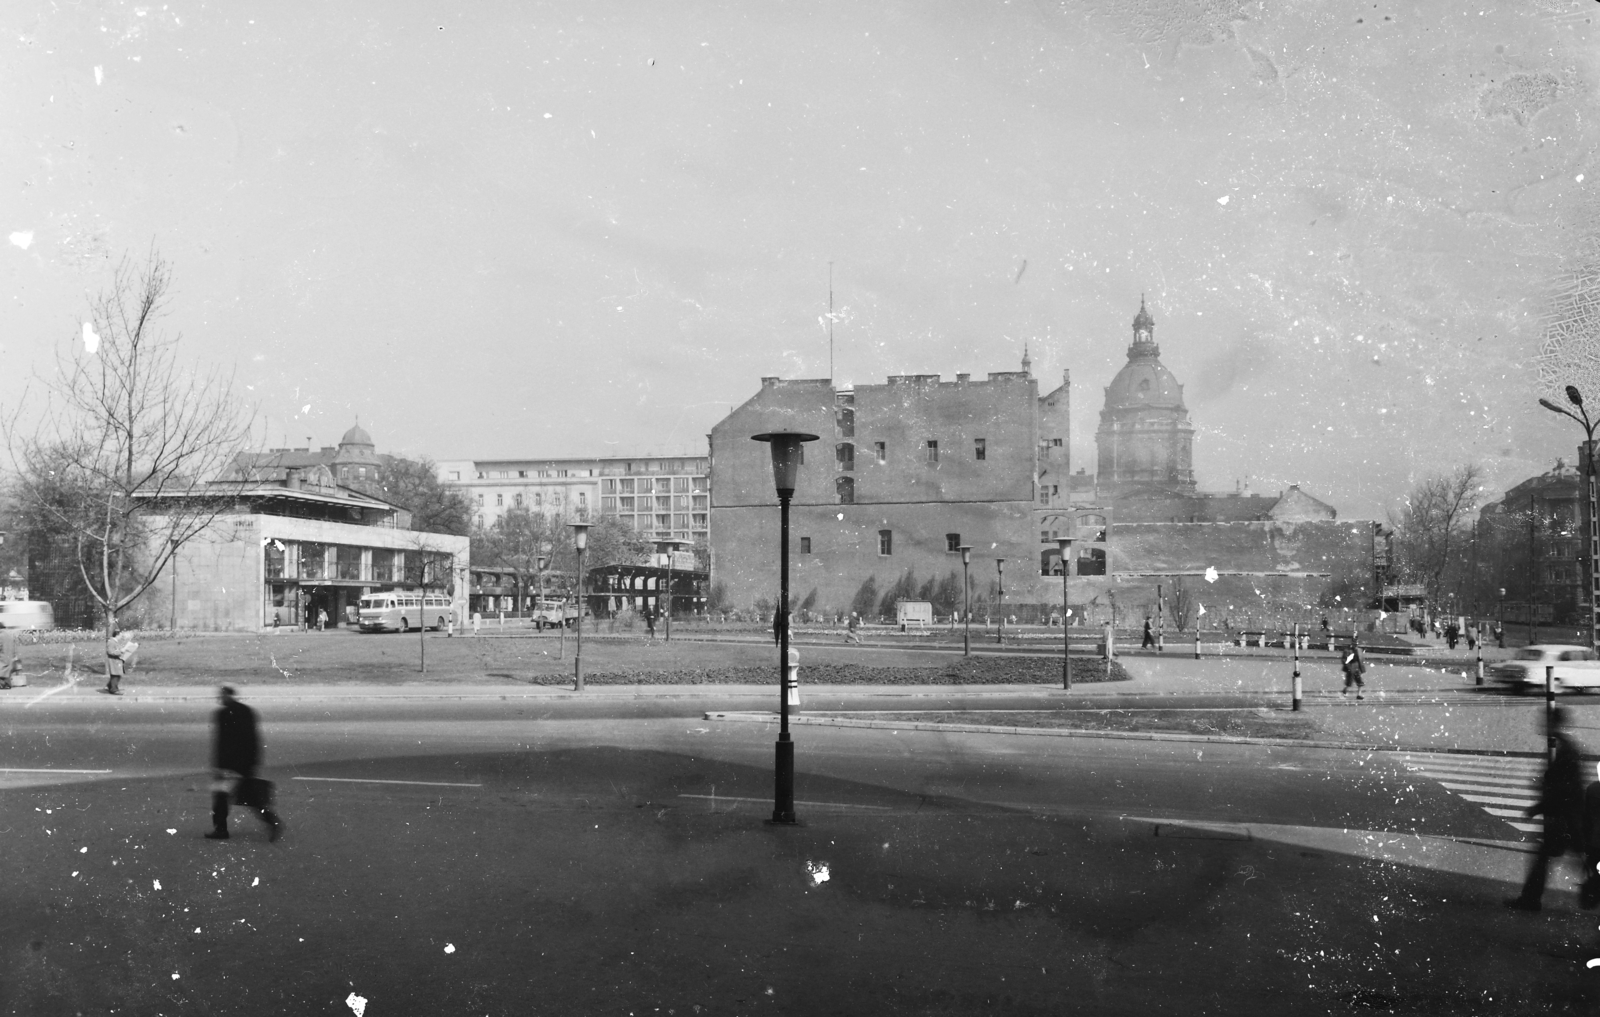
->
[340,422,374,448]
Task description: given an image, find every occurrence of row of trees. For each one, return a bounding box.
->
[469,505,655,608]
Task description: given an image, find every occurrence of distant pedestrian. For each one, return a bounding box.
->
[272,610,281,632]
[645,606,657,642]
[105,628,129,696]
[0,627,18,689]
[772,609,786,647]
[845,613,862,644]
[1507,708,1585,911]
[206,686,284,842]
[1466,625,1478,651]
[1495,623,1505,649]
[1340,639,1366,700]
[1445,622,1459,651]
[316,608,328,632]
[1141,619,1154,649]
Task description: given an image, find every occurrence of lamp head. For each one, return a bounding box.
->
[536,555,549,571]
[996,557,1005,573]
[751,431,820,494]
[1568,385,1584,408]
[957,544,972,566]
[569,521,590,551]
[1540,397,1565,414]
[1056,535,1076,554]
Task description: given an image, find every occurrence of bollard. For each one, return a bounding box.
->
[1292,622,1302,712]
[1547,664,1557,762]
[1195,625,1201,660]
[1475,643,1484,686]
[785,646,800,708]
[1102,622,1116,660]
[447,619,455,638]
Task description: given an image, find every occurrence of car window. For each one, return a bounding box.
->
[1514,649,1546,661]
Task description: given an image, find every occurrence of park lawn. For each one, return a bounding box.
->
[11,630,1125,686]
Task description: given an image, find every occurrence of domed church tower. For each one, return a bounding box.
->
[1095,297,1195,497]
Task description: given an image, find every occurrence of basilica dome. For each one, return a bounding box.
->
[1095,297,1196,495]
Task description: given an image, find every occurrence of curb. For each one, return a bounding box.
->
[702,710,1552,759]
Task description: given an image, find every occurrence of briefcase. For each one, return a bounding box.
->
[233,777,275,809]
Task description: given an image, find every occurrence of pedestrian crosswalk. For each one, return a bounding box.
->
[1399,751,1544,837]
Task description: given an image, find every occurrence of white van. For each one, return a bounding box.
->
[0,601,55,631]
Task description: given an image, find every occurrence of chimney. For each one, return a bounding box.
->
[285,468,302,490]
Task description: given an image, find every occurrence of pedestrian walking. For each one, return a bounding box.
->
[105,628,129,696]
[845,613,862,644]
[1141,618,1155,649]
[0,627,18,689]
[644,606,656,642]
[1582,763,1600,911]
[1495,622,1505,649]
[1340,638,1366,700]
[1507,707,1585,911]
[206,686,284,842]
[316,608,328,632]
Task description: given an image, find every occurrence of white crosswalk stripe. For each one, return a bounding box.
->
[1399,751,1543,838]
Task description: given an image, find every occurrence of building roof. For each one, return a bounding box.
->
[340,422,374,448]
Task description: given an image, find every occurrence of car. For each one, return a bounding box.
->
[1489,644,1600,693]
[0,600,54,631]
[531,600,579,630]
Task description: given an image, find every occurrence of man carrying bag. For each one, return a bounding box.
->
[206,686,284,842]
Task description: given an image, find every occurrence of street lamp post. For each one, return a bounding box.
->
[170,537,179,632]
[1057,536,1075,690]
[657,537,687,642]
[1538,385,1600,653]
[752,430,819,826]
[958,545,973,656]
[995,558,1006,644]
[570,523,590,691]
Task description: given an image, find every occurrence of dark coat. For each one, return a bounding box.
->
[213,700,262,774]
[1529,732,1586,851]
[1584,780,1600,854]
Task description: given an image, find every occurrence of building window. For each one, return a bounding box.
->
[655,514,672,529]
[450,471,461,481]
[800,537,812,554]
[674,477,690,492]
[602,496,617,511]
[513,493,523,507]
[693,476,708,492]
[837,406,855,438]
[1051,438,1063,447]
[836,442,855,472]
[620,496,635,511]
[974,438,986,461]
[874,441,886,463]
[836,476,855,505]
[519,470,529,478]
[946,533,961,552]
[602,479,616,493]
[878,530,893,556]
[925,440,938,464]
[496,493,504,507]
[692,513,707,528]
[656,495,672,511]
[674,495,690,509]
[693,494,708,509]
[620,478,635,493]
[476,494,485,507]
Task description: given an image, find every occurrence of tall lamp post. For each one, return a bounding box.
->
[569,522,590,691]
[1057,536,1075,689]
[170,537,179,632]
[752,429,819,826]
[995,558,1006,644]
[958,545,973,656]
[657,537,687,642]
[1538,385,1600,652]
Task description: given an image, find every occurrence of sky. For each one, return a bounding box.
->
[3,0,1599,520]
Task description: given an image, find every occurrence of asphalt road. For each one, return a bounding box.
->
[4,698,1598,1014]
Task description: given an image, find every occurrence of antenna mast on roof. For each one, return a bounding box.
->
[828,261,835,383]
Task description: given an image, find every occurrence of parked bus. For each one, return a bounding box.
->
[357,592,456,633]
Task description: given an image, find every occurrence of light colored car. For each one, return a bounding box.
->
[0,600,54,630]
[1490,644,1600,693]
[531,600,579,630]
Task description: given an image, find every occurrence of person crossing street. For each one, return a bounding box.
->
[206,686,284,842]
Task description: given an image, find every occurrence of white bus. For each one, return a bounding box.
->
[357,592,456,633]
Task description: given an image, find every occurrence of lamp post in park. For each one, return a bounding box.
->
[1057,535,1076,690]
[656,537,687,642]
[569,522,590,691]
[995,558,1006,644]
[958,545,973,656]
[752,430,819,825]
[1538,385,1600,652]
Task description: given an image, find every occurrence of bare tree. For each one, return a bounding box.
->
[7,251,253,641]
[472,505,563,612]
[1392,464,1483,614]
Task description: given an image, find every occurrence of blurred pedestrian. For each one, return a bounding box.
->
[644,606,657,642]
[1495,623,1505,649]
[206,686,284,842]
[0,627,18,689]
[772,608,786,647]
[1507,707,1585,911]
[1340,638,1366,700]
[316,607,328,632]
[1141,618,1155,649]
[1582,762,1600,910]
[105,627,129,696]
[1445,622,1459,650]
[845,613,862,644]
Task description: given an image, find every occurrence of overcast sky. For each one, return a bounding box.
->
[3,0,1598,518]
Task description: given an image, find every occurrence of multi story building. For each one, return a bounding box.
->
[437,454,710,545]
[1478,453,1587,625]
[708,358,1074,617]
